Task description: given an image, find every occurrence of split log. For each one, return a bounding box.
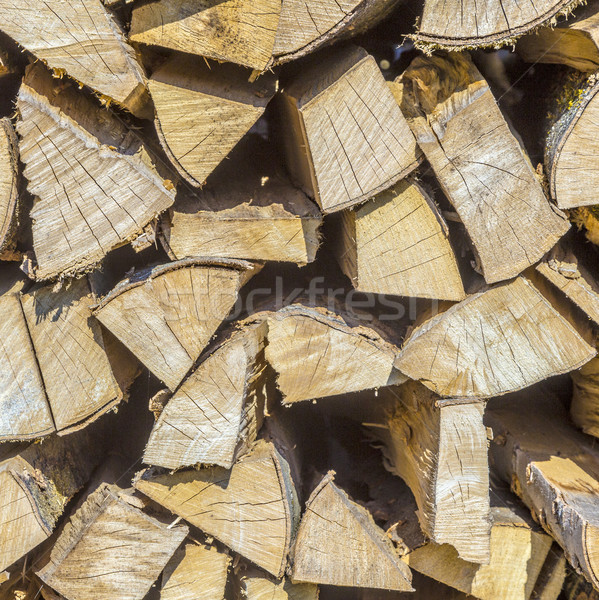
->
[395,276,596,399]
[395,52,569,283]
[160,136,323,265]
[0,0,148,116]
[161,542,230,600]
[150,55,276,187]
[143,318,268,470]
[16,63,174,280]
[333,179,465,301]
[234,565,319,600]
[371,381,490,563]
[570,206,599,245]
[0,119,20,261]
[290,471,413,591]
[93,257,258,391]
[0,429,103,572]
[486,389,599,589]
[545,72,599,210]
[413,0,582,50]
[37,484,188,600]
[135,439,300,578]
[279,45,420,213]
[571,356,599,437]
[265,303,404,403]
[517,2,599,72]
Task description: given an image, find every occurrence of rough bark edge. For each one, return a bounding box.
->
[0,118,21,258]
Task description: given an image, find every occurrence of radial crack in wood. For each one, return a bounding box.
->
[0,118,21,261]
[395,52,569,284]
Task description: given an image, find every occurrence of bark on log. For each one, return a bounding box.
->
[0,118,20,261]
[333,178,465,301]
[279,45,420,213]
[395,52,569,283]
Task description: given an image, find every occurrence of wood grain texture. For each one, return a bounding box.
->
[265,304,404,403]
[396,276,596,399]
[334,179,465,300]
[291,472,413,591]
[94,257,257,391]
[0,0,147,115]
[571,356,599,438]
[280,46,420,213]
[143,319,268,470]
[0,118,20,259]
[396,52,569,283]
[38,484,188,600]
[17,63,174,280]
[135,440,299,577]
[235,566,319,600]
[150,55,276,186]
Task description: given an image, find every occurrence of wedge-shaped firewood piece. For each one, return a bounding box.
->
[234,565,319,600]
[266,304,404,403]
[0,429,103,571]
[144,319,268,470]
[571,356,599,437]
[396,53,568,283]
[17,63,174,280]
[372,382,490,563]
[94,257,257,391]
[38,484,188,600]
[150,55,276,186]
[413,0,581,50]
[135,440,299,577]
[486,390,599,589]
[334,179,465,300]
[0,118,20,260]
[396,276,596,399]
[0,0,147,115]
[162,542,230,600]
[280,46,420,213]
[130,0,280,71]
[291,472,412,591]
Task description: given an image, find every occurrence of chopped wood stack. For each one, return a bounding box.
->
[3,1,599,599]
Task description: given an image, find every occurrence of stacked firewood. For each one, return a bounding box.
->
[3,1,599,599]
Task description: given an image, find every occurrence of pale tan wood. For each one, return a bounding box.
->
[571,206,599,246]
[135,440,299,578]
[38,484,188,600]
[0,430,102,572]
[94,257,258,391]
[130,0,280,71]
[571,356,599,437]
[150,55,276,187]
[396,276,596,399]
[334,179,465,301]
[16,63,174,280]
[0,0,147,115]
[414,0,582,49]
[143,319,268,470]
[280,45,420,213]
[486,390,599,589]
[0,119,20,260]
[265,303,404,403]
[235,565,319,600]
[21,276,123,433]
[161,542,230,600]
[533,546,567,600]
[395,52,569,284]
[291,472,413,591]
[372,381,490,563]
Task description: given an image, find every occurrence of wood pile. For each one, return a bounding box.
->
[4,1,599,599]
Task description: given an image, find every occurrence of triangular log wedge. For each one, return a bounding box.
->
[279,45,420,213]
[37,484,188,600]
[234,564,319,600]
[395,52,569,284]
[486,390,599,590]
[135,440,300,578]
[161,542,230,600]
[16,63,175,280]
[143,318,268,470]
[0,0,147,115]
[149,55,276,186]
[0,429,103,572]
[413,0,582,50]
[396,276,596,399]
[93,257,258,391]
[371,381,490,563]
[21,276,124,433]
[334,179,465,300]
[546,73,599,210]
[290,472,413,591]
[571,356,599,437]
[265,304,404,403]
[0,118,20,260]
